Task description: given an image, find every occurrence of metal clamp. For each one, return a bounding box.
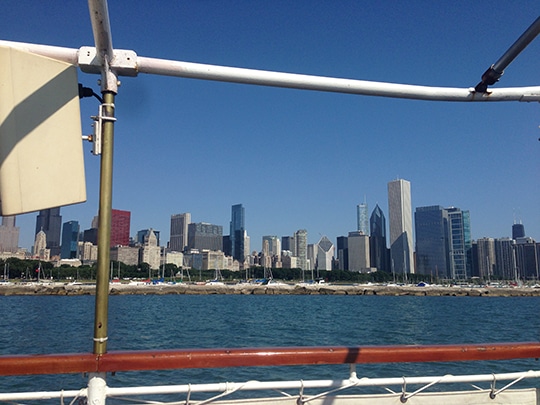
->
[88,103,117,155]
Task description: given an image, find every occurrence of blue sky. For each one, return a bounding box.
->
[2,1,539,252]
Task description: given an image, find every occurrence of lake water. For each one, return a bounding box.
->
[1,294,539,399]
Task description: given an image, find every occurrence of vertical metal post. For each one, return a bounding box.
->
[87,372,108,405]
[93,91,115,355]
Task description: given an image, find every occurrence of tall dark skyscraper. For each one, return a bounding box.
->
[415,206,449,278]
[61,220,79,259]
[336,236,348,270]
[512,222,525,239]
[187,223,223,251]
[35,208,62,256]
[415,205,471,280]
[230,204,245,262]
[369,204,389,272]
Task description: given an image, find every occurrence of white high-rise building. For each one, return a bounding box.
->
[141,229,161,270]
[387,179,414,274]
[33,230,49,260]
[316,236,334,271]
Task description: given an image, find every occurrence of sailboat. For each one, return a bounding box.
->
[205,268,225,285]
[206,257,225,285]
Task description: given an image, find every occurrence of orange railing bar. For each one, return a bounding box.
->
[1,342,540,376]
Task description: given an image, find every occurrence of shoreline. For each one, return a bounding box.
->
[1,282,540,297]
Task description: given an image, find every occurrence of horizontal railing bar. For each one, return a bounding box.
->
[105,370,540,396]
[1,342,540,376]
[0,389,85,402]
[2,370,540,402]
[0,40,539,102]
[135,56,540,102]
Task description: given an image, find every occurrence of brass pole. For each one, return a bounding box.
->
[93,91,115,355]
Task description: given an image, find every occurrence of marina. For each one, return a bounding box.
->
[2,281,540,297]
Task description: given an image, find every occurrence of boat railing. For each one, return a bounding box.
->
[1,342,540,403]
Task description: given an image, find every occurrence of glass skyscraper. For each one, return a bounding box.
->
[369,204,389,272]
[512,222,525,239]
[356,202,369,235]
[415,206,449,279]
[447,207,471,279]
[61,220,79,259]
[336,236,348,270]
[230,204,246,263]
[414,205,471,280]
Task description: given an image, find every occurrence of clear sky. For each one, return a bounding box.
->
[2,1,539,252]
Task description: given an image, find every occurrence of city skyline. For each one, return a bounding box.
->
[2,189,538,278]
[1,2,538,252]
[7,190,537,258]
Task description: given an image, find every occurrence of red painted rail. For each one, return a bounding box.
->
[1,342,540,376]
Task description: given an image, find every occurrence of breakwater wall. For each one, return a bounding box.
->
[1,282,540,297]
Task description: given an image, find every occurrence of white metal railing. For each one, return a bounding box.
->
[1,39,539,103]
[1,369,539,404]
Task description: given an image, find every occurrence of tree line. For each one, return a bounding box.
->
[1,257,487,284]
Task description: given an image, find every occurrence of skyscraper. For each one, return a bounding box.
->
[369,204,389,272]
[494,238,516,280]
[35,208,62,257]
[140,229,161,270]
[281,236,294,254]
[294,229,308,270]
[514,237,539,279]
[415,206,449,278]
[110,209,131,247]
[415,206,471,280]
[170,213,191,252]
[262,236,281,257]
[446,207,471,279]
[187,223,223,251]
[356,202,369,235]
[512,222,525,239]
[315,235,334,271]
[476,237,496,280]
[0,216,19,253]
[137,229,161,246]
[348,231,371,272]
[34,229,48,260]
[387,179,413,274]
[336,236,348,270]
[60,220,79,259]
[230,204,246,262]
